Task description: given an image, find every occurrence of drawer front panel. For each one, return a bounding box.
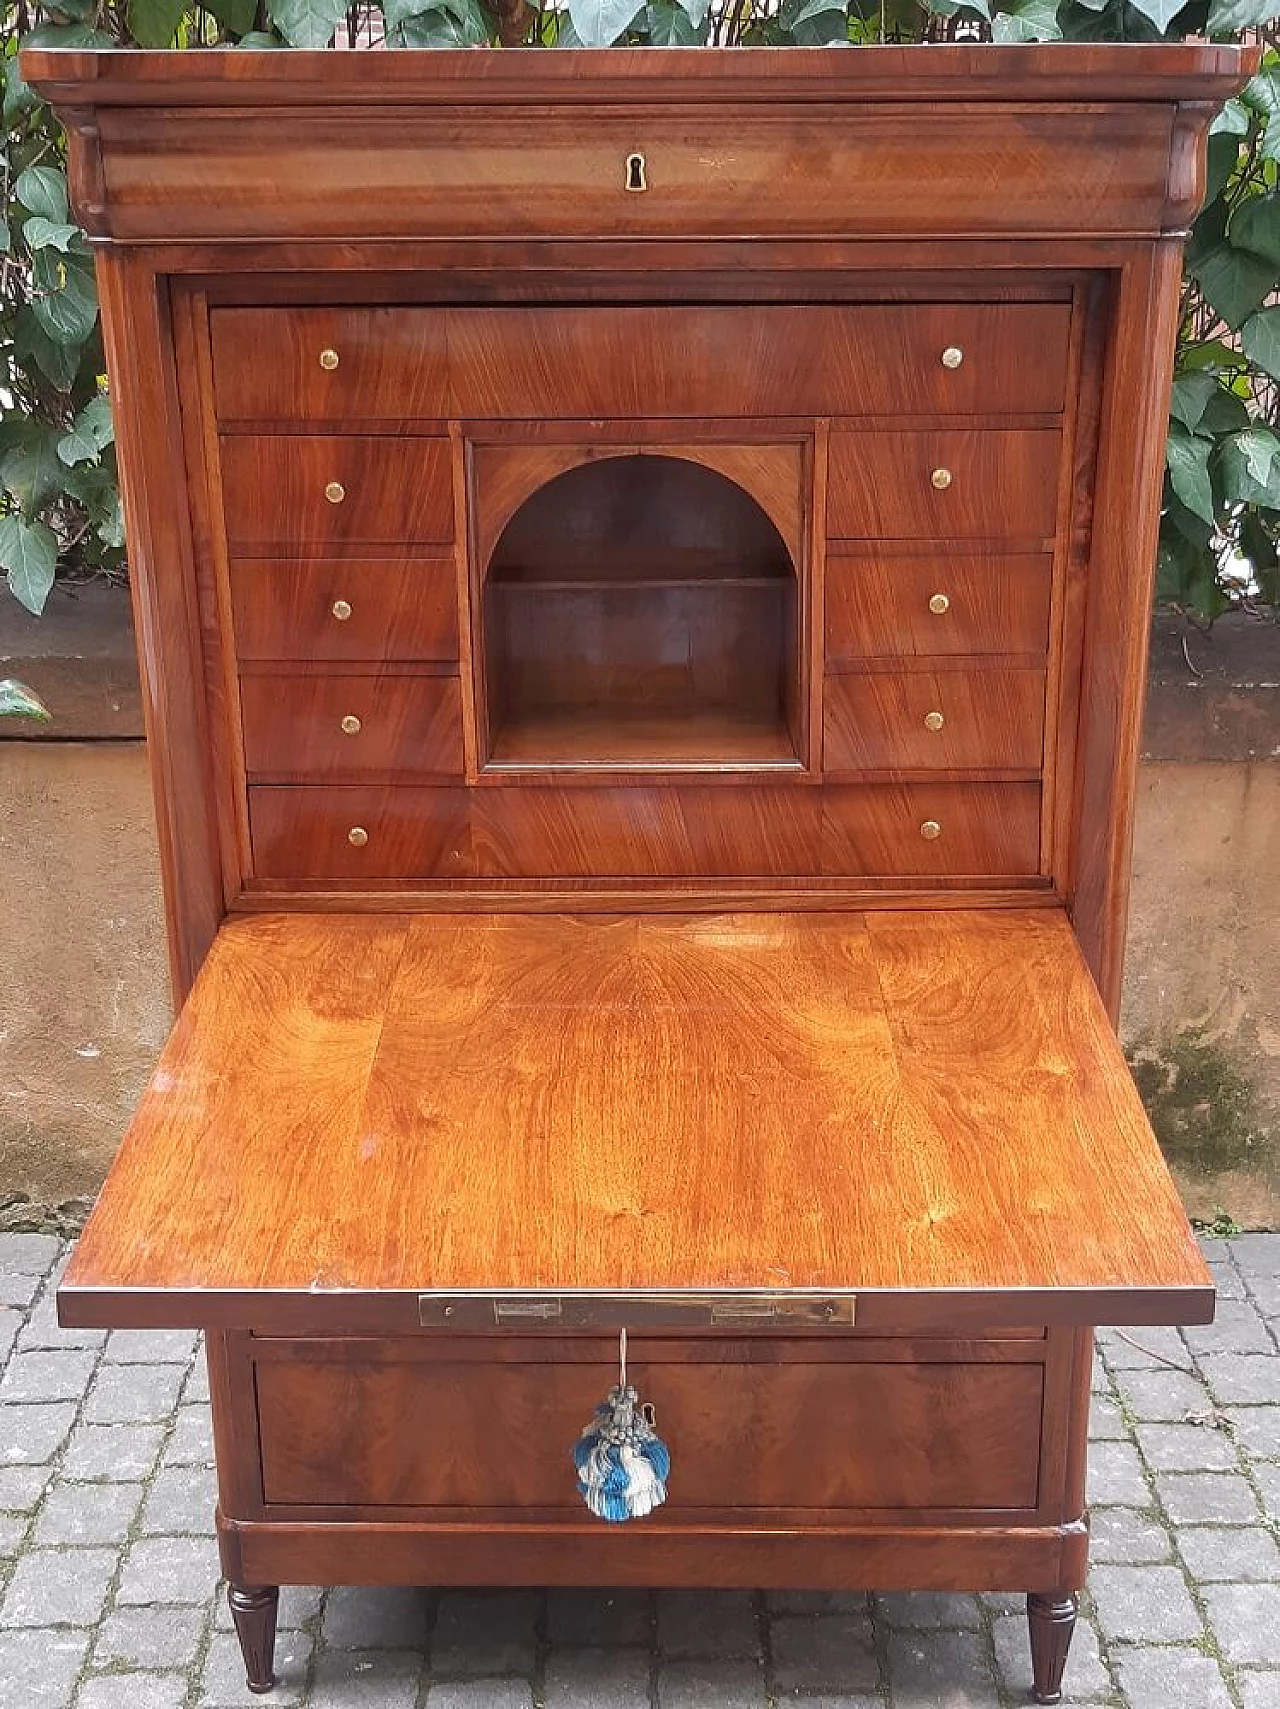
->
[212,308,451,424]
[825,553,1053,663]
[823,669,1046,775]
[448,303,1072,420]
[256,1346,1044,1515]
[827,431,1061,541]
[821,783,1042,877]
[230,556,459,663]
[249,786,470,880]
[220,436,453,548]
[240,674,464,782]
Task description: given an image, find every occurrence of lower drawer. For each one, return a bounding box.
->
[240,672,464,782]
[823,668,1046,775]
[247,782,1042,882]
[253,1338,1045,1517]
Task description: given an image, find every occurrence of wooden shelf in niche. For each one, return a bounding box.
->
[480,454,804,773]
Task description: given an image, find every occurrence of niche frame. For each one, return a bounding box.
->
[464,433,815,782]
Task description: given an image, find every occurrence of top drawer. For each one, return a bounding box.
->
[210,303,1073,424]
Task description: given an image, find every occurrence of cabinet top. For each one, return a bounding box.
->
[23,42,1257,110]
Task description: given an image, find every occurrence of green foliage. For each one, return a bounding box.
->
[2,2,1278,621]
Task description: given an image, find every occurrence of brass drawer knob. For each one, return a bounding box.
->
[347,825,369,848]
[928,592,950,615]
[318,347,340,371]
[340,714,362,736]
[331,598,353,621]
[930,467,953,491]
[919,820,943,841]
[324,481,346,505]
[924,710,945,732]
[941,346,964,370]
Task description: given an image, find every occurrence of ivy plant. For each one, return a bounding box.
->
[1,1,1277,621]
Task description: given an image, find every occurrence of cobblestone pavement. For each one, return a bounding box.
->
[1,1234,1277,1707]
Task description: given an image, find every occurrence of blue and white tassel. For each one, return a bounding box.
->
[573,1328,671,1523]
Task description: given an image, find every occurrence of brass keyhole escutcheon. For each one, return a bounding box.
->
[625,152,648,193]
[325,481,346,505]
[924,710,945,733]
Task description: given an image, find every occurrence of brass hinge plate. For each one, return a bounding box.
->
[417,1290,858,1331]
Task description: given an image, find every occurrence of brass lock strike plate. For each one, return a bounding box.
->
[417,1289,858,1330]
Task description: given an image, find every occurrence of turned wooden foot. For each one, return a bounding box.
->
[228,1583,279,1695]
[1027,1591,1078,1705]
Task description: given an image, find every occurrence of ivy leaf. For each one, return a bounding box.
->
[991,0,1063,41]
[1206,0,1275,26]
[95,495,126,551]
[384,0,434,26]
[31,254,99,346]
[14,166,69,226]
[0,515,58,616]
[13,308,81,394]
[1210,98,1250,137]
[1125,0,1187,29]
[206,0,260,31]
[128,0,187,45]
[1218,428,1280,508]
[1169,372,1219,434]
[1166,429,1216,526]
[1230,192,1280,268]
[77,395,114,452]
[645,0,702,39]
[1241,307,1280,384]
[1198,387,1253,436]
[265,0,349,47]
[1191,242,1275,331]
[22,218,82,254]
[395,0,491,42]
[0,679,52,722]
[1,427,67,516]
[236,29,285,43]
[3,55,35,127]
[782,0,849,42]
[568,0,643,42]
[0,216,9,256]
[930,0,993,17]
[1201,133,1239,212]
[19,21,115,47]
[675,0,710,22]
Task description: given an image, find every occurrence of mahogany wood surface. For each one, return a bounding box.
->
[62,907,1209,1329]
[228,555,459,664]
[823,551,1053,663]
[822,667,1046,774]
[827,429,1061,541]
[238,673,464,783]
[220,435,454,550]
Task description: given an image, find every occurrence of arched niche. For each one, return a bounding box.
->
[480,453,802,771]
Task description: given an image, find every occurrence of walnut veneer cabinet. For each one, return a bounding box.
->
[26,42,1257,1703]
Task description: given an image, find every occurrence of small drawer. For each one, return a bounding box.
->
[240,674,464,783]
[827,431,1060,542]
[821,783,1041,877]
[211,308,450,425]
[823,668,1046,776]
[220,436,453,549]
[825,553,1053,664]
[229,556,459,664]
[249,785,471,880]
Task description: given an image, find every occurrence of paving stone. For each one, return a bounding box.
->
[163,1404,215,1467]
[1088,1438,1150,1506]
[657,1658,766,1709]
[308,1648,421,1708]
[0,1545,116,1627]
[200,1627,312,1706]
[184,1359,211,1404]
[213,1583,324,1632]
[84,1360,187,1424]
[1245,1275,1280,1319]
[117,1534,217,1605]
[979,1590,1026,1617]
[95,1602,208,1671]
[546,1588,651,1647]
[657,1590,759,1660]
[1224,1405,1280,1458]
[0,1465,52,1512]
[1114,1645,1232,1709]
[766,1589,868,1615]
[1089,1393,1129,1439]
[1089,1564,1203,1643]
[139,1464,218,1536]
[431,1590,538,1676]
[544,1647,652,1706]
[875,1591,981,1629]
[0,1627,89,1706]
[1255,1460,1280,1515]
[1091,1347,1109,1393]
[0,1234,61,1275]
[0,1514,24,1555]
[1135,1420,1240,1472]
[104,1328,200,1365]
[0,1347,98,1403]
[1153,1471,1260,1524]
[0,1274,41,1310]
[1207,1258,1247,1300]
[1200,1355,1280,1406]
[884,1626,993,1707]
[1178,1524,1280,1582]
[1088,1506,1174,1563]
[323,1586,432,1650]
[0,1399,77,1463]
[1114,1366,1216,1422]
[0,1310,17,1363]
[61,1421,166,1481]
[992,1612,1111,1701]
[1231,1236,1280,1276]
[769,1613,878,1694]
[78,1675,193,1709]
[1099,1325,1191,1369]
[1238,1671,1280,1709]
[15,1297,105,1352]
[1202,1582,1280,1664]
[35,1477,142,1545]
[1184,1302,1276,1356]
[426,1684,534,1709]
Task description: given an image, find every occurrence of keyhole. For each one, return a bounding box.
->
[625,152,648,193]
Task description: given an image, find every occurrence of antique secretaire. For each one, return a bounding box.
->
[25,41,1257,1703]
